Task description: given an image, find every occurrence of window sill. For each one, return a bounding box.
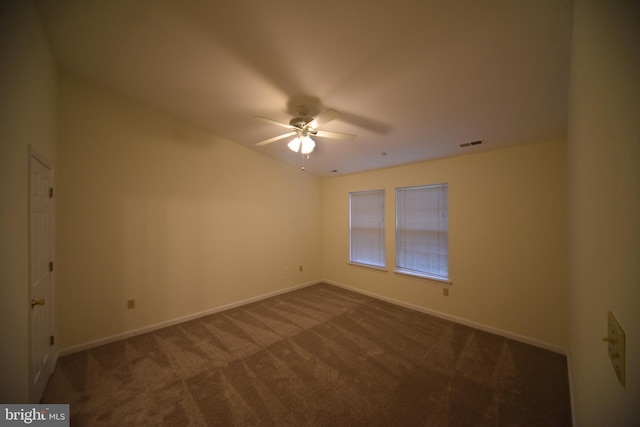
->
[394,269,451,285]
[348,262,388,272]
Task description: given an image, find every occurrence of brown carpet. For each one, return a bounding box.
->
[42,283,572,426]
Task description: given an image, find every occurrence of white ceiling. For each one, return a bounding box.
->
[35,0,573,177]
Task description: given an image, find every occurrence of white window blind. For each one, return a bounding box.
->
[396,184,449,280]
[349,190,385,268]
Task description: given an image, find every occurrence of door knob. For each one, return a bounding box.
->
[31,298,45,308]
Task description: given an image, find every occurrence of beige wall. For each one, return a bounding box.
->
[567,1,640,425]
[0,0,57,402]
[321,140,568,350]
[56,74,321,350]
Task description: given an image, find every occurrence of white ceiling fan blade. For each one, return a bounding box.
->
[308,108,341,129]
[314,130,356,140]
[256,131,296,146]
[253,116,294,130]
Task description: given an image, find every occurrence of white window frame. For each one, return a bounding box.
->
[349,189,386,269]
[395,184,450,283]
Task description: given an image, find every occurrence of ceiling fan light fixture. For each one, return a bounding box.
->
[287,137,301,152]
[288,135,315,154]
[301,136,315,154]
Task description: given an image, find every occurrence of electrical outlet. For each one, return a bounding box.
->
[299,265,303,272]
[603,311,625,387]
[442,288,449,297]
[127,299,135,309]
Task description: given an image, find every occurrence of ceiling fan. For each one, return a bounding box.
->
[254,106,356,155]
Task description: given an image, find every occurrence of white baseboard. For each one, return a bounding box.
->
[322,279,568,355]
[57,278,566,357]
[57,280,319,357]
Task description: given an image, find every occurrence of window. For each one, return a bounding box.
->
[396,184,449,281]
[349,190,385,268]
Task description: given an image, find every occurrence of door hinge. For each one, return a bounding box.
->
[49,187,53,198]
[49,261,54,272]
[50,335,55,346]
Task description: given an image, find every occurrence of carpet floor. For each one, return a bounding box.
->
[42,283,572,426]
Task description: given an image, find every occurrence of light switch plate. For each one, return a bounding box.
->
[606,311,626,387]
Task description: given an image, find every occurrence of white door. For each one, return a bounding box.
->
[29,148,54,402]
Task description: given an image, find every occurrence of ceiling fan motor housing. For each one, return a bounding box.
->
[289,116,313,129]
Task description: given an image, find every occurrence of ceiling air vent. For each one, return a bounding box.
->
[460,140,483,148]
